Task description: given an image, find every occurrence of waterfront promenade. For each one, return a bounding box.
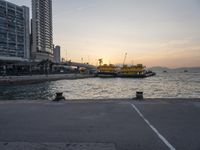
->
[0,99,200,150]
[0,74,94,85]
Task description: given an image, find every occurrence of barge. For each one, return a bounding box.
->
[97,64,156,78]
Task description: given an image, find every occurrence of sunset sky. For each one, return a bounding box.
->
[9,0,200,68]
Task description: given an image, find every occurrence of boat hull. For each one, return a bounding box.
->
[96,72,156,78]
[96,72,117,78]
[118,72,156,78]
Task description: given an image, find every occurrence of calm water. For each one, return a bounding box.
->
[0,72,200,100]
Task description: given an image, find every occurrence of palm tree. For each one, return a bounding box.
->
[98,59,103,66]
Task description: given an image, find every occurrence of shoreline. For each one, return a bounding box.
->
[0,74,94,85]
[0,98,200,103]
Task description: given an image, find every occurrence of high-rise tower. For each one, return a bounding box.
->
[31,0,53,61]
[53,45,61,63]
[0,0,30,61]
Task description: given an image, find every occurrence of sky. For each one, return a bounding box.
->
[8,0,200,68]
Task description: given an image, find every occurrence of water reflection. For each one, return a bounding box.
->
[0,73,200,100]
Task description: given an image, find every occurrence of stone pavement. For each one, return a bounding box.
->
[0,142,116,150]
[0,99,200,150]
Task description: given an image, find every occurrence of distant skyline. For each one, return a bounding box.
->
[8,0,200,68]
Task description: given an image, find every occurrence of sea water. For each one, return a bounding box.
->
[0,72,199,100]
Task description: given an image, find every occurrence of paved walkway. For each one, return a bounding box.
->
[0,74,93,85]
[0,99,200,150]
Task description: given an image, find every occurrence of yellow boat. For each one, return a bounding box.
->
[97,64,118,77]
[96,58,155,78]
[118,64,156,78]
[120,64,146,75]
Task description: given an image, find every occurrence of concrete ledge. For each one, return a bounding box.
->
[0,74,94,85]
[0,98,200,104]
[0,142,116,150]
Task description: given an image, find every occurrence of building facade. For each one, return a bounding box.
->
[0,0,30,61]
[31,0,53,61]
[53,45,61,63]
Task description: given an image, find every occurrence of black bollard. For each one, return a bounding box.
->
[53,92,65,101]
[136,91,144,100]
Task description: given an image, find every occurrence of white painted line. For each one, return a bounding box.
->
[129,103,176,150]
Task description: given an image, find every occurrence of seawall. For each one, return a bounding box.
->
[0,74,94,85]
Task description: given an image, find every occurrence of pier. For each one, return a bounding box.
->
[0,99,200,150]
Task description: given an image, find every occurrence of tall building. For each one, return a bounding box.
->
[31,0,53,61]
[0,0,30,61]
[53,45,61,63]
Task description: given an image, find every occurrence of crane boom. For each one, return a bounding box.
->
[123,52,127,66]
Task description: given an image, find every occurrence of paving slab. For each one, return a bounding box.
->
[0,142,116,150]
[135,100,200,150]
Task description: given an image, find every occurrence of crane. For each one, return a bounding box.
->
[123,52,127,66]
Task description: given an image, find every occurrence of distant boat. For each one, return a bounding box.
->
[97,64,118,78]
[96,57,156,78]
[163,70,167,73]
[184,70,188,73]
[118,64,155,78]
[97,64,156,78]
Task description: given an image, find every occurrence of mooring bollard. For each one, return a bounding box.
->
[136,91,144,100]
[53,92,65,101]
